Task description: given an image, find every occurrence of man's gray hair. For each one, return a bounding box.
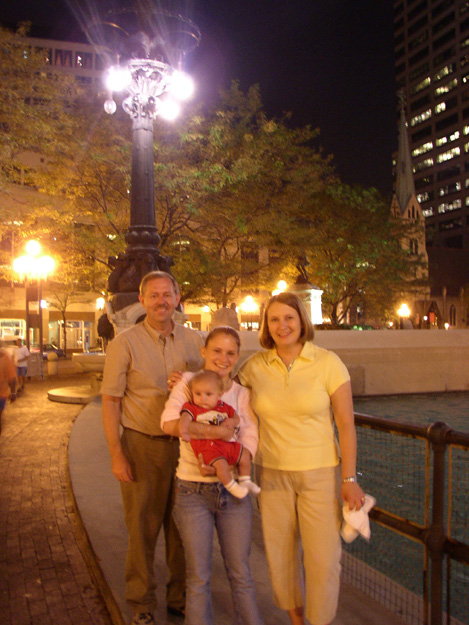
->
[139,271,180,296]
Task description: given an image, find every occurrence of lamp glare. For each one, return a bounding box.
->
[104,99,117,115]
[170,72,194,101]
[159,98,181,121]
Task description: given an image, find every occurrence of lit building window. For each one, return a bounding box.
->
[437,199,462,213]
[438,181,461,196]
[412,142,433,157]
[435,102,446,114]
[417,191,431,202]
[410,109,432,126]
[435,130,459,147]
[75,52,93,69]
[422,207,434,217]
[434,78,458,96]
[411,76,431,95]
[413,158,434,172]
[433,64,455,82]
[55,49,73,67]
[436,147,460,163]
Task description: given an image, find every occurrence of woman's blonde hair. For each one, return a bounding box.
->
[259,292,314,349]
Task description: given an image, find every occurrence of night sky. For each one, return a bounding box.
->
[0,1,397,196]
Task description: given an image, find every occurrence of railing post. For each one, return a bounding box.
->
[425,421,451,625]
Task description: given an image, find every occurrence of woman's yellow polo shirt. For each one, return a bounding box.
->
[238,342,350,471]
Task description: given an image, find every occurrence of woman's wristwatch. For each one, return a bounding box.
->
[342,475,357,483]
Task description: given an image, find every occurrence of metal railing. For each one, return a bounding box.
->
[342,415,469,625]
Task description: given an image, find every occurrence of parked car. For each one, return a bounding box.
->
[31,343,66,359]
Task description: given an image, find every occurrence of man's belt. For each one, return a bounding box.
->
[123,427,178,442]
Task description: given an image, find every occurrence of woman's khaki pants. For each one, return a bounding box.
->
[256,465,342,625]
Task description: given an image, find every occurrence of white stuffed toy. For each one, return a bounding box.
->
[341,494,376,543]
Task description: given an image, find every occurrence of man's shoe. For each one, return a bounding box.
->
[130,613,154,625]
[167,606,185,618]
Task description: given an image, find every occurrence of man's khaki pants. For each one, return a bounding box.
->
[121,428,185,614]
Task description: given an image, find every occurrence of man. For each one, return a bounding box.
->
[101,271,204,625]
[0,347,17,434]
[15,338,29,392]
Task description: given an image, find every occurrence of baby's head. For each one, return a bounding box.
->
[189,370,224,410]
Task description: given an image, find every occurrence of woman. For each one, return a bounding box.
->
[238,292,365,625]
[161,326,264,625]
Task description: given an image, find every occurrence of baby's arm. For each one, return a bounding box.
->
[179,410,193,442]
[231,411,240,428]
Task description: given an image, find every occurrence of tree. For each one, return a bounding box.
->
[33,80,334,306]
[290,184,428,325]
[0,24,80,188]
[151,82,333,305]
[0,23,84,275]
[0,32,421,324]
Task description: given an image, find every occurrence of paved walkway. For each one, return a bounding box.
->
[0,363,406,625]
[0,365,112,625]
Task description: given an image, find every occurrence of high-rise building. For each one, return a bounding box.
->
[393,0,469,250]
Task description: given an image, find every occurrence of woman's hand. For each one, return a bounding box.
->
[167,370,183,391]
[341,481,366,510]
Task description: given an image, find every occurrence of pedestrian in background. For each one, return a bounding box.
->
[15,337,29,392]
[0,347,17,433]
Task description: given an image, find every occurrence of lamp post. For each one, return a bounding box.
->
[86,9,201,325]
[12,241,55,359]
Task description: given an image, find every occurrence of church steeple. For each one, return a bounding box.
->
[395,90,416,215]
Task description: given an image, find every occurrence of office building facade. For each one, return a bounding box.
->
[394,0,469,250]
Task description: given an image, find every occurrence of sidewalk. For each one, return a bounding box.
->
[0,364,113,625]
[0,362,406,625]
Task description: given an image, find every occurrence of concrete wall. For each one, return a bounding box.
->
[237,330,469,396]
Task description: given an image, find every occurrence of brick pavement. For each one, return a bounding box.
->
[0,369,113,625]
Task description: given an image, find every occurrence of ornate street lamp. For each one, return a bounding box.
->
[86,9,201,326]
[12,240,55,358]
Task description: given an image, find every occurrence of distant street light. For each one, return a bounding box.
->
[86,9,201,324]
[240,295,258,330]
[272,280,288,296]
[397,303,411,329]
[96,297,105,311]
[13,241,55,357]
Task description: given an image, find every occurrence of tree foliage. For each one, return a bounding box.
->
[0,24,80,187]
[0,28,425,324]
[151,82,333,305]
[293,184,427,324]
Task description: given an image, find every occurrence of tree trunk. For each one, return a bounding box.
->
[62,313,67,355]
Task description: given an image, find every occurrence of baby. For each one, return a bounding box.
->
[180,370,260,499]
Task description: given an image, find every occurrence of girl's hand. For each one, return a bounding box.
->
[167,370,183,391]
[197,453,216,477]
[218,419,236,441]
[342,481,366,510]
